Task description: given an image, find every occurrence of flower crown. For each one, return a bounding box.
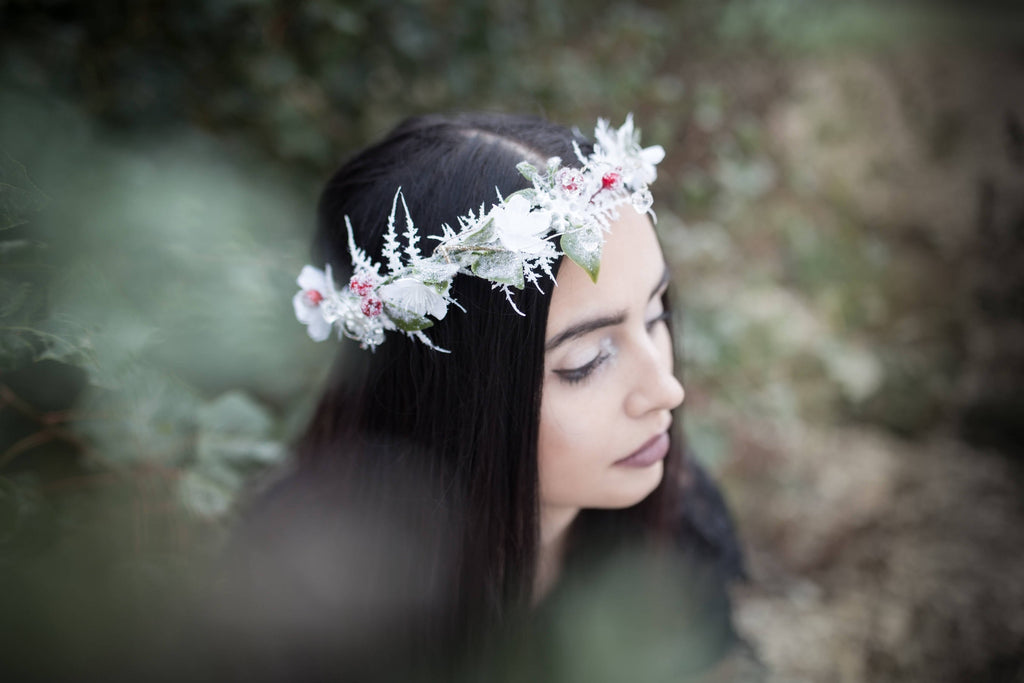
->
[293,114,664,352]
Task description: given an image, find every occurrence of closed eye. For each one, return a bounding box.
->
[553,338,617,385]
[646,310,671,332]
[553,350,611,385]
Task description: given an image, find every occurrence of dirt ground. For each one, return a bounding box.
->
[726,427,1024,682]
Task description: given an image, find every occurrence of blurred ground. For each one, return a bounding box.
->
[730,428,1024,682]
[666,45,1024,681]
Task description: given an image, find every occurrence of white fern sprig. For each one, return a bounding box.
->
[498,283,525,316]
[382,189,404,273]
[400,192,421,263]
[346,217,377,275]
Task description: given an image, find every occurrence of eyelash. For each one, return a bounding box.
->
[554,349,612,385]
[555,311,671,385]
[646,310,671,332]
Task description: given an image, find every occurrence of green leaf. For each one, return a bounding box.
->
[516,161,539,183]
[560,230,602,283]
[0,154,48,231]
[472,252,525,288]
[0,278,78,372]
[195,390,283,466]
[178,469,235,518]
[34,317,95,368]
[72,364,201,466]
[0,279,32,319]
[386,306,435,332]
[197,390,273,436]
[458,216,496,247]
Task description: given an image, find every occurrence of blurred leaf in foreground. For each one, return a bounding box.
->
[0,153,48,231]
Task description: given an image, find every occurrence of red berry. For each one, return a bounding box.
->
[601,171,622,190]
[304,289,324,306]
[361,297,383,317]
[558,168,582,193]
[349,276,374,297]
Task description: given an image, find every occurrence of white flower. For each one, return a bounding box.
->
[490,194,553,255]
[628,143,665,186]
[293,264,336,341]
[593,114,665,187]
[377,277,449,320]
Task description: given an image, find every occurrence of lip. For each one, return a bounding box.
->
[614,432,670,468]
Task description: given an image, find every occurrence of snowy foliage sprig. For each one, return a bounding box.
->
[293,115,665,352]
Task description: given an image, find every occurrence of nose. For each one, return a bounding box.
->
[624,337,685,419]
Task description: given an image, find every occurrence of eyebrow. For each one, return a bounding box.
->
[545,265,670,352]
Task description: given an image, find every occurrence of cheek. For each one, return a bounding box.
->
[538,383,615,457]
[537,384,617,501]
[537,422,585,506]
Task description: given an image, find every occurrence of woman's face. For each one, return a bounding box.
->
[538,209,685,516]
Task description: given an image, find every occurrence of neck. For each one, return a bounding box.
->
[533,505,579,605]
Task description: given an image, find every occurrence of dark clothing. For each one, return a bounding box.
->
[206,450,748,682]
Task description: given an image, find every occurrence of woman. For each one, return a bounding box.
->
[225,112,746,682]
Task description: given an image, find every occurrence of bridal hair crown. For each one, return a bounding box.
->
[293,114,665,352]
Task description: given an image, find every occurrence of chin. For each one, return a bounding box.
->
[600,461,665,509]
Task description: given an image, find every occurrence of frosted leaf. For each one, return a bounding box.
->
[386,306,434,332]
[473,251,525,288]
[516,161,539,182]
[561,228,603,282]
[413,259,460,284]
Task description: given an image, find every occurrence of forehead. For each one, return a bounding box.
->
[547,210,665,326]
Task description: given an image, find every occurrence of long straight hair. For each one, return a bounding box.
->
[294,112,683,647]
